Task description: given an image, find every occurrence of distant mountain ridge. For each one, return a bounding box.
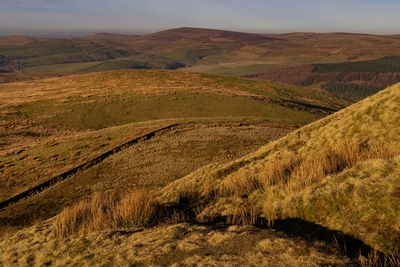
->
[2,27,400,100]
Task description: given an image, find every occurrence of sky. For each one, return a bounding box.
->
[0,0,399,37]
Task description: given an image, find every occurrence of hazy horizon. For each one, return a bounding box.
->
[1,0,400,37]
[1,27,400,39]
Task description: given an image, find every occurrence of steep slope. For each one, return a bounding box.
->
[157,83,400,253]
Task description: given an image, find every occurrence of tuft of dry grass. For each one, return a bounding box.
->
[260,139,399,192]
[261,152,302,187]
[215,170,262,197]
[206,139,399,205]
[359,249,400,267]
[226,202,260,225]
[53,186,205,237]
[53,189,162,237]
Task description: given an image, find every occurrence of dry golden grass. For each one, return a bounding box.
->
[215,170,262,197]
[226,202,260,225]
[155,83,400,255]
[54,189,161,237]
[359,250,400,267]
[210,139,399,201]
[54,187,206,237]
[262,139,399,191]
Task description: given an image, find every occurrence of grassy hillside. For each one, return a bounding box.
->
[0,69,346,222]
[0,73,397,265]
[0,123,292,237]
[1,79,397,266]
[0,35,181,73]
[0,69,346,132]
[149,83,400,254]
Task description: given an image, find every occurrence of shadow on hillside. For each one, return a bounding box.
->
[196,215,388,262]
[271,218,372,259]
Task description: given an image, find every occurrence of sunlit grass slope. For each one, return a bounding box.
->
[156,83,400,253]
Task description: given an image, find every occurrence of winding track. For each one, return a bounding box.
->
[0,120,297,210]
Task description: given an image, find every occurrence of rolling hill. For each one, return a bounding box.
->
[0,69,348,238]
[2,27,400,103]
[2,28,400,77]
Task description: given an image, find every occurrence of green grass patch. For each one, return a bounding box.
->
[207,64,284,76]
[11,94,321,130]
[22,62,105,73]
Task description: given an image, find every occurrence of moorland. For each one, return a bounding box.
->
[0,27,399,266]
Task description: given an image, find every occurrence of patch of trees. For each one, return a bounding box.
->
[322,83,384,101]
[313,57,400,74]
[251,58,400,101]
[0,55,22,72]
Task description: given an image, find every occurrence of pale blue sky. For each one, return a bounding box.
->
[0,0,399,36]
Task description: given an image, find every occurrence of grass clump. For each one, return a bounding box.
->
[261,139,399,191]
[53,189,162,237]
[359,249,400,267]
[53,187,202,237]
[208,139,399,202]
